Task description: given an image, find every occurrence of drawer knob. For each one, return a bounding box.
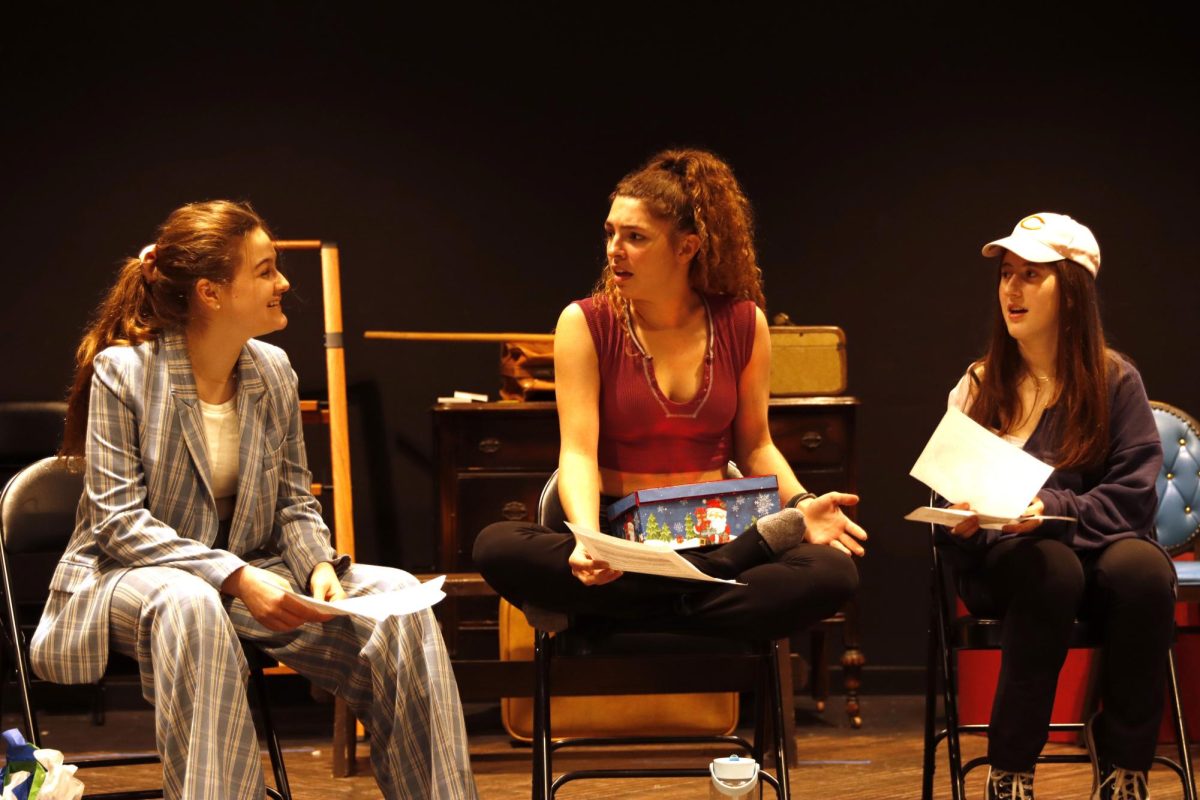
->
[502,501,528,520]
[478,437,502,455]
[801,431,824,450]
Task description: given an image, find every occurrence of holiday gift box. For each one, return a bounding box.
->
[606,476,780,548]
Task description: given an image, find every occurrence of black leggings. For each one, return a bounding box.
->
[473,520,858,642]
[957,536,1176,772]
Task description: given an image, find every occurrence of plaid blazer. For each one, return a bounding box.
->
[31,332,346,684]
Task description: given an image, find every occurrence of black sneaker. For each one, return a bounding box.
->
[986,766,1035,799]
[1086,713,1151,799]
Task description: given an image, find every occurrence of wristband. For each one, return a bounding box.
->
[786,492,817,510]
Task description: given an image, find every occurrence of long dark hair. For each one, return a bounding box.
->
[594,148,765,318]
[966,258,1114,469]
[62,200,271,457]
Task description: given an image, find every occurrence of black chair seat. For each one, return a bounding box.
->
[556,622,758,657]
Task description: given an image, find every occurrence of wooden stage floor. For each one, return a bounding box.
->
[21,696,1197,798]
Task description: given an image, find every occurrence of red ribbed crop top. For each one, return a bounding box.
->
[574,294,757,473]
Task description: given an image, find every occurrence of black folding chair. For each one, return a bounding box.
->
[920,500,1195,800]
[529,469,791,799]
[0,457,292,800]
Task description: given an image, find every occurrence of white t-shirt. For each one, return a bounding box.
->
[199,396,239,520]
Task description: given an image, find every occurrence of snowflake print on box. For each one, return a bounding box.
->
[605,476,781,550]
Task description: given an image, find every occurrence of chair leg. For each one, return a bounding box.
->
[4,605,38,740]
[809,627,828,713]
[922,602,940,800]
[1167,648,1196,800]
[247,659,292,800]
[532,630,552,800]
[767,640,791,800]
[92,682,106,726]
[933,580,965,800]
[753,663,767,767]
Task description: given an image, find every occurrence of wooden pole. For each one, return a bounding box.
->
[319,243,355,561]
[365,330,554,343]
[276,238,360,776]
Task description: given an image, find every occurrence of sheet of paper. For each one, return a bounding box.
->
[287,575,446,622]
[904,506,1075,531]
[909,408,1055,519]
[566,522,742,585]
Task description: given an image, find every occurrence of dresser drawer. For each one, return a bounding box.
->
[451,471,553,570]
[791,468,853,498]
[769,411,850,468]
[441,413,560,471]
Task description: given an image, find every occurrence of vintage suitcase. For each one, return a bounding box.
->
[498,599,738,741]
[768,325,847,396]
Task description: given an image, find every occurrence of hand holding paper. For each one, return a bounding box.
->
[567,522,743,585]
[286,575,447,623]
[903,505,1074,532]
[907,408,1074,529]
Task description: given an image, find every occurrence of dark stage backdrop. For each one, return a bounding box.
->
[3,9,1197,688]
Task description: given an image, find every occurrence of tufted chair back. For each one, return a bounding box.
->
[1151,401,1200,556]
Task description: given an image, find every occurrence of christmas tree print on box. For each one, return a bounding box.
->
[606,476,780,549]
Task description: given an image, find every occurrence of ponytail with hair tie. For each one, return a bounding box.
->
[139,244,159,284]
[61,199,270,457]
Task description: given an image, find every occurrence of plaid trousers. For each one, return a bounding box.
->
[109,560,478,800]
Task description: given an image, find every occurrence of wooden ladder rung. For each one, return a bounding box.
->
[299,399,332,425]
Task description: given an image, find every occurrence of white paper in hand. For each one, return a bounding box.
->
[566,522,742,585]
[288,575,447,623]
[910,408,1054,519]
[904,505,1074,531]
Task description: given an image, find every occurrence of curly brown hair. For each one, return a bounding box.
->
[593,148,765,315]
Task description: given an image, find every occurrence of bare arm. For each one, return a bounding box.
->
[554,303,620,584]
[732,308,867,556]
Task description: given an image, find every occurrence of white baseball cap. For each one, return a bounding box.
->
[981,212,1100,278]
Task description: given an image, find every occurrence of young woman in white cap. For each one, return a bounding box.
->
[940,213,1173,800]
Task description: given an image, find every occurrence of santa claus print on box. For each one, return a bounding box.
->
[606,476,781,549]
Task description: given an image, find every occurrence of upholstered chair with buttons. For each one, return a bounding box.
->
[1151,401,1200,598]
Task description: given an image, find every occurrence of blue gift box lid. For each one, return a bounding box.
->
[606,476,779,521]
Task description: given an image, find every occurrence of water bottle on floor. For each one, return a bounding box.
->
[709,754,759,799]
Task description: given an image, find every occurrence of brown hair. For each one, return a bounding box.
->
[593,148,765,315]
[967,258,1114,469]
[61,200,271,456]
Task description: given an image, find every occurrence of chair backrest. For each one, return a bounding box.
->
[0,402,67,489]
[537,469,564,530]
[0,456,84,556]
[1150,402,1200,557]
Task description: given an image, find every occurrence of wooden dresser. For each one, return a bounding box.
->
[432,397,863,720]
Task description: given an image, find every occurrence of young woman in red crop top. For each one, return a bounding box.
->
[474,149,866,642]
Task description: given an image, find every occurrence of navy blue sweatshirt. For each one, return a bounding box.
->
[937,356,1161,565]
